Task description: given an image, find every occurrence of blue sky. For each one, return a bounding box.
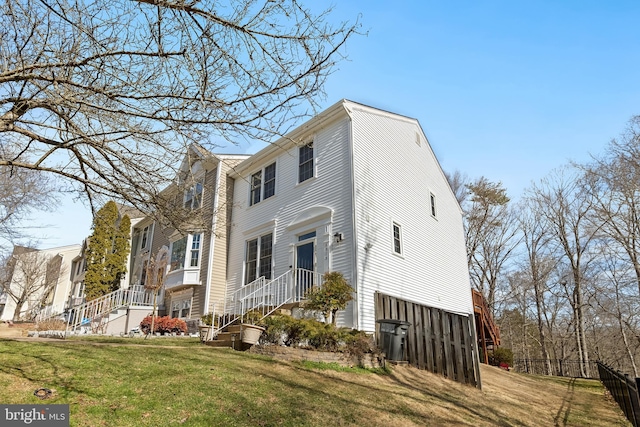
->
[25,0,640,249]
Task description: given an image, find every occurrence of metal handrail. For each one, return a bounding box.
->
[68,285,153,332]
[210,268,323,337]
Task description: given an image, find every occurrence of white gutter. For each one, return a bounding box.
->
[204,159,223,314]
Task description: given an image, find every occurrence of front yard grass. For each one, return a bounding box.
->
[0,337,631,426]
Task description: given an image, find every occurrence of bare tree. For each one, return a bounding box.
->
[445,170,469,206]
[0,146,58,250]
[1,0,360,227]
[528,167,600,377]
[581,115,640,300]
[464,177,519,312]
[517,197,557,375]
[590,243,639,375]
[1,246,65,321]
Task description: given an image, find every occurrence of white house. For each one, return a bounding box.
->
[225,100,473,332]
[1,244,81,321]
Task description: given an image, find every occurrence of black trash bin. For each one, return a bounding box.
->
[376,319,411,361]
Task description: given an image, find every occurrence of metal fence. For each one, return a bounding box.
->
[597,362,640,427]
[513,359,600,379]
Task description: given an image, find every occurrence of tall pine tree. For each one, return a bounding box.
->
[84,201,131,300]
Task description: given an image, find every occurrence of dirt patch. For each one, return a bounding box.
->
[0,322,32,338]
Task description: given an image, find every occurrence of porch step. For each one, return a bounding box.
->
[279,302,302,311]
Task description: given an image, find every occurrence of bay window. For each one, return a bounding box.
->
[170,233,202,271]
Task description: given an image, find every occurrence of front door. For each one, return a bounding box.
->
[295,232,316,299]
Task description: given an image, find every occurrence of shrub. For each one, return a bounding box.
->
[200,313,213,326]
[242,309,262,325]
[140,315,187,335]
[488,347,514,367]
[343,329,377,361]
[260,314,291,345]
[35,319,67,331]
[305,321,342,351]
[260,315,376,356]
[304,271,353,325]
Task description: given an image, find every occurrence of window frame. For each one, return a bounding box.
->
[430,192,437,218]
[169,233,202,271]
[140,225,150,250]
[298,142,314,183]
[244,232,273,285]
[392,222,403,256]
[249,162,276,206]
[250,170,262,206]
[183,180,204,210]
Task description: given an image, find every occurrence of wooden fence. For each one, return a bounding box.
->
[597,362,640,427]
[513,359,600,379]
[374,292,481,388]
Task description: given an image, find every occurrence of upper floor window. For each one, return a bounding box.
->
[249,162,276,206]
[430,193,437,218]
[140,225,150,249]
[299,142,314,183]
[184,181,203,210]
[170,233,202,271]
[392,222,402,255]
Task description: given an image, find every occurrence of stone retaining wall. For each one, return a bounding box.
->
[249,345,384,369]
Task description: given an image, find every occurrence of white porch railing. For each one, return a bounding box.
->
[211,268,323,336]
[34,296,85,323]
[68,285,154,332]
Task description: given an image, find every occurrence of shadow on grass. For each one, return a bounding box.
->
[554,377,576,427]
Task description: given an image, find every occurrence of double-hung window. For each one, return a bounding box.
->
[249,162,276,206]
[299,142,314,183]
[244,233,273,284]
[140,225,150,250]
[184,181,203,210]
[170,233,202,271]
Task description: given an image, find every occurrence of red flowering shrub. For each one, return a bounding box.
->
[140,315,187,334]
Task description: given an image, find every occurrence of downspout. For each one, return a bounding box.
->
[345,104,359,330]
[204,160,223,315]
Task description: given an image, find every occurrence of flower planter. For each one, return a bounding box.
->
[198,325,212,342]
[241,324,265,345]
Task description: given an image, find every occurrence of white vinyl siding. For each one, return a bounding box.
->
[350,104,472,331]
[227,117,355,327]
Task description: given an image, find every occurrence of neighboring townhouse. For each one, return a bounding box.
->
[127,145,250,322]
[1,244,81,321]
[225,99,473,332]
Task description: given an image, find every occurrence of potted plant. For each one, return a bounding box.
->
[240,309,265,345]
[198,313,213,342]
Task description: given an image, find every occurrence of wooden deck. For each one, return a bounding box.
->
[472,289,501,365]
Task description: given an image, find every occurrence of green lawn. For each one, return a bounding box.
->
[0,338,631,427]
